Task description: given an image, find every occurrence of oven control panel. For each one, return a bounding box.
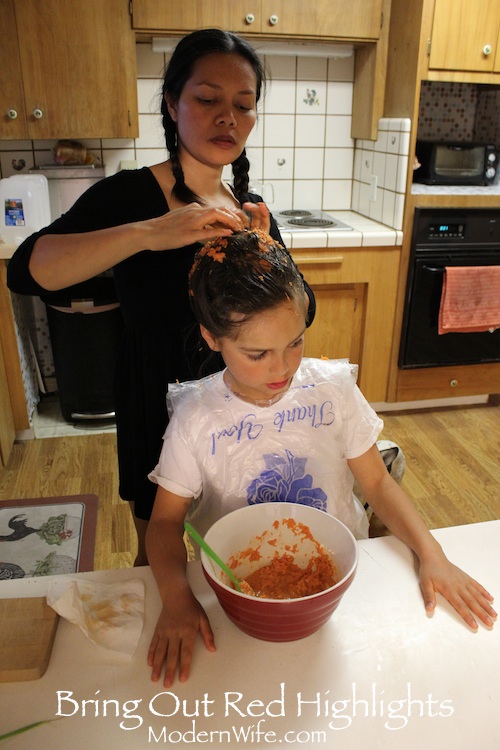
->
[415,208,500,246]
[428,222,465,239]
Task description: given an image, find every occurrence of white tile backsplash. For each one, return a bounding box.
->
[264,115,295,147]
[296,81,327,115]
[324,148,354,180]
[326,82,353,115]
[263,147,294,180]
[292,180,324,209]
[295,115,326,147]
[325,116,354,148]
[351,117,411,228]
[264,80,297,114]
[297,57,328,81]
[0,41,411,230]
[293,148,325,180]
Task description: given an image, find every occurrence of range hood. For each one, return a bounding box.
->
[152,37,353,59]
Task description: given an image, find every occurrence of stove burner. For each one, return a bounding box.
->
[288,217,335,228]
[278,210,313,217]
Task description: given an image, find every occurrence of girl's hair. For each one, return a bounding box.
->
[189,229,306,340]
[161,29,265,205]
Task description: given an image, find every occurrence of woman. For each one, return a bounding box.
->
[7,29,315,564]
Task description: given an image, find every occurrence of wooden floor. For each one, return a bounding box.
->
[1,396,499,571]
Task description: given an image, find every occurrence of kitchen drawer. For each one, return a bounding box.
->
[396,362,500,401]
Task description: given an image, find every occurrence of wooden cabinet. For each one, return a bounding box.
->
[0,334,15,469]
[292,246,401,403]
[132,0,384,40]
[429,0,500,74]
[0,0,139,140]
[0,260,30,459]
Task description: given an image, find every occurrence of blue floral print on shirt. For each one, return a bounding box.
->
[247,450,327,511]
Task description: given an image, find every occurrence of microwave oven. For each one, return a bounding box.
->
[413,141,498,186]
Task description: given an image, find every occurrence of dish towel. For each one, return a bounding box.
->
[438,266,500,334]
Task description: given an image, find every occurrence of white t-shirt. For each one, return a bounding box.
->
[149,358,383,540]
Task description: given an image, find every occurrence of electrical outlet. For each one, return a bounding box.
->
[370,175,378,201]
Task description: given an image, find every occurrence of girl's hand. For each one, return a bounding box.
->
[241,201,271,233]
[143,203,246,251]
[147,588,215,687]
[418,554,496,630]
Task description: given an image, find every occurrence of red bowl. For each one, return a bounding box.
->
[201,503,358,642]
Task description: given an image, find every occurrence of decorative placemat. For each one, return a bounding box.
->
[0,495,98,579]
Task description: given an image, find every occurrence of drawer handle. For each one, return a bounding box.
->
[295,255,344,264]
[422,265,445,273]
[33,108,43,119]
[7,108,18,120]
[483,44,493,56]
[245,13,255,24]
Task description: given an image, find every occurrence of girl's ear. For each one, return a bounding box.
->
[164,92,178,122]
[200,325,220,352]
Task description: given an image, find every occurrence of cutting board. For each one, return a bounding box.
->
[0,598,59,682]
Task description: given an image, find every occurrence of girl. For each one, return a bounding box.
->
[7,30,315,564]
[147,228,496,687]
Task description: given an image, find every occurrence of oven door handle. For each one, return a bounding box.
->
[422,265,446,273]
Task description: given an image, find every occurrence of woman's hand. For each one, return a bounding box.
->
[148,585,216,687]
[143,203,247,251]
[241,201,271,233]
[418,552,496,630]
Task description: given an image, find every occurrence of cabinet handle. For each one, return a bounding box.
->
[7,109,18,120]
[33,108,43,119]
[295,255,344,265]
[449,379,458,387]
[245,13,255,24]
[483,44,492,56]
[269,14,279,25]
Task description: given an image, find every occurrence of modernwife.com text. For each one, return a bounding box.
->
[54,681,454,742]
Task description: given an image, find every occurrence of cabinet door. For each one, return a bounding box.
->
[261,0,383,39]
[132,0,259,33]
[133,0,383,39]
[0,0,28,139]
[13,0,138,139]
[429,0,500,72]
[294,246,400,402]
[303,285,364,364]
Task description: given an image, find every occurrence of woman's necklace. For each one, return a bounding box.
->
[223,372,288,408]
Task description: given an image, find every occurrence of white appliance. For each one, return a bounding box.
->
[29,165,105,220]
[0,174,51,246]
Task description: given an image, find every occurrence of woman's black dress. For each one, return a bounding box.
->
[7,167,314,519]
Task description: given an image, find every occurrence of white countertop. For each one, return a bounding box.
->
[412,184,500,195]
[279,211,403,249]
[0,520,498,748]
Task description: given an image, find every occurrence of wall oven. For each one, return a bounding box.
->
[399,207,500,368]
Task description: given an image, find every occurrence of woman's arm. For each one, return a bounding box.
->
[146,486,215,687]
[349,445,496,629]
[28,204,247,291]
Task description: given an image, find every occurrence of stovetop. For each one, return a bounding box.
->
[275,209,353,232]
